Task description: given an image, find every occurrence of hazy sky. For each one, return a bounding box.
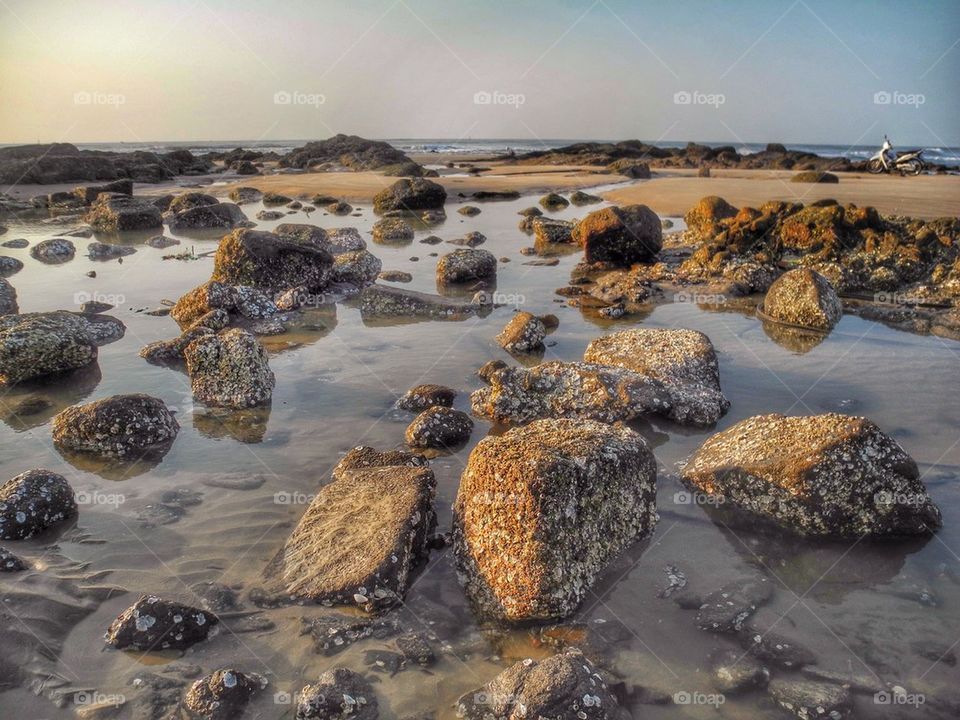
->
[1,0,958,147]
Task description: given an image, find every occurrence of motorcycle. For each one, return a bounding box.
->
[868,137,925,175]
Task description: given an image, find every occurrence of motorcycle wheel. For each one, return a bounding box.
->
[867,158,885,174]
[902,159,923,176]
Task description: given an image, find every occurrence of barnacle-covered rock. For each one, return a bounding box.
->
[436,248,497,284]
[762,268,842,331]
[456,647,621,718]
[373,177,446,214]
[184,668,267,720]
[584,328,729,426]
[453,419,657,621]
[572,204,662,264]
[184,328,274,408]
[404,407,473,449]
[767,679,851,720]
[0,469,76,540]
[265,465,436,612]
[496,311,546,353]
[52,394,179,458]
[332,446,427,482]
[395,384,456,412]
[683,195,737,240]
[682,413,942,536]
[29,237,75,263]
[331,250,382,286]
[372,218,413,244]
[532,217,575,249]
[359,284,484,322]
[105,594,218,651]
[296,668,378,720]
[212,228,333,291]
[0,277,16,315]
[168,201,247,232]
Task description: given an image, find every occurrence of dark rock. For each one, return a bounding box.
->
[709,649,768,693]
[448,231,486,247]
[373,178,446,214]
[396,384,456,412]
[228,186,262,203]
[396,631,435,666]
[0,311,98,384]
[87,241,137,259]
[184,669,266,720]
[168,202,247,232]
[477,359,507,382]
[105,595,218,651]
[52,393,179,458]
[378,270,412,283]
[436,248,497,284]
[570,190,602,205]
[0,546,27,571]
[496,311,546,353]
[767,679,851,719]
[359,284,483,321]
[146,235,180,248]
[792,171,839,183]
[84,193,162,232]
[739,626,818,669]
[458,205,481,216]
[296,668,377,720]
[0,469,76,540]
[0,277,16,314]
[573,205,663,264]
[73,179,134,204]
[696,577,773,632]
[30,237,76,263]
[539,192,569,210]
[606,158,651,178]
[212,228,333,290]
[281,134,412,171]
[332,446,427,482]
[0,256,24,276]
[372,218,414,244]
[183,328,274,408]
[405,407,473,449]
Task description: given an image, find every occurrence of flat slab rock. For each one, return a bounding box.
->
[454,418,657,621]
[359,284,484,322]
[584,328,730,426]
[0,469,77,540]
[105,594,218,651]
[265,465,436,612]
[404,406,473,450]
[767,678,852,719]
[52,393,179,458]
[682,413,942,537]
[456,648,621,720]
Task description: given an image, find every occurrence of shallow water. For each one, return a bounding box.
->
[0,186,958,719]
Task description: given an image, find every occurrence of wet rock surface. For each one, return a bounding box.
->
[0,277,16,314]
[87,240,137,259]
[496,311,546,353]
[359,284,485,321]
[296,667,378,720]
[52,393,179,458]
[436,248,497,284]
[0,545,27,571]
[404,406,473,449]
[84,193,163,232]
[454,418,657,621]
[763,267,843,331]
[372,218,414,244]
[105,594,219,651]
[265,464,436,611]
[0,469,77,540]
[30,237,76,262]
[183,668,266,720]
[767,678,852,719]
[682,413,942,536]
[212,228,333,291]
[395,384,456,412]
[709,648,768,693]
[168,201,248,231]
[572,204,663,265]
[695,577,773,632]
[184,328,275,408]
[373,177,446,214]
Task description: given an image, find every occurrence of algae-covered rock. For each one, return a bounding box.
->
[212,228,333,290]
[763,268,842,331]
[184,328,275,408]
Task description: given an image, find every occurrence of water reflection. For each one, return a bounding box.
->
[0,363,102,432]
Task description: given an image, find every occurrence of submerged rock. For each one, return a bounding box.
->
[87,241,137,259]
[767,679,851,719]
[184,328,275,408]
[395,384,456,412]
[212,228,333,291]
[762,268,842,331]
[373,177,446,214]
[296,668,378,720]
[168,201,248,232]
[456,647,620,719]
[470,361,672,426]
[539,192,569,210]
[404,407,473,449]
[372,218,414,244]
[332,446,427,481]
[0,311,99,384]
[184,669,266,720]
[453,418,657,621]
[84,193,163,232]
[0,546,27,571]
[52,394,179,458]
[435,248,497,284]
[696,577,773,632]
[105,595,218,651]
[359,284,483,322]
[709,648,768,693]
[584,328,729,426]
[682,413,941,536]
[30,237,76,263]
[0,469,77,540]
[496,311,546,353]
[266,465,436,611]
[570,190,603,205]
[533,217,575,248]
[0,277,16,314]
[573,204,663,264]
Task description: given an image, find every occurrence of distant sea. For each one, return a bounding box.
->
[4,138,958,167]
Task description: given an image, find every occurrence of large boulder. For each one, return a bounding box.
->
[105,594,218,651]
[572,204,662,264]
[212,228,333,291]
[683,195,737,240]
[52,394,179,458]
[762,268,842,331]
[456,648,621,720]
[84,193,163,231]
[296,668,377,720]
[436,248,497,284]
[184,328,275,408]
[682,413,942,536]
[281,133,412,171]
[167,202,247,232]
[0,312,98,384]
[470,361,672,426]
[584,328,729,426]
[373,177,446,214]
[265,465,436,611]
[0,278,16,315]
[453,418,657,621]
[0,469,77,540]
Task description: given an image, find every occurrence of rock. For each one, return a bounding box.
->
[282,134,412,171]
[0,546,27,571]
[792,171,839,183]
[539,192,569,210]
[184,328,275,408]
[396,384,456,412]
[533,218,576,250]
[168,202,247,231]
[167,192,217,214]
[419,235,443,245]
[228,186,262,203]
[0,277,16,314]
[87,241,137,259]
[326,227,367,253]
[73,179,134,204]
[105,595,218,651]
[0,256,23,276]
[696,577,773,632]
[405,407,473,449]
[296,668,377,720]
[359,285,483,321]
[570,190,602,205]
[573,205,663,264]
[684,413,941,536]
[0,469,77,540]
[740,627,817,669]
[332,446,427,482]
[255,209,284,221]
[30,237,76,263]
[453,418,657,620]
[327,201,353,215]
[606,158,651,178]
[458,205,481,216]
[470,361,673,426]
[448,231,486,247]
[84,193,163,231]
[767,679,851,719]
[212,228,333,290]
[473,190,521,201]
[496,311,546,353]
[52,394,179,458]
[378,270,412,283]
[477,359,507,382]
[373,178,446,214]
[436,248,497,284]
[456,647,620,719]
[332,250,383,287]
[265,465,436,611]
[584,328,729,426]
[710,649,768,693]
[698,166,711,177]
[262,192,293,205]
[231,160,260,175]
[184,669,266,720]
[170,281,241,326]
[683,195,737,239]
[146,235,180,248]
[763,268,842,331]
[372,218,414,244]
[2,238,29,248]
[0,311,98,384]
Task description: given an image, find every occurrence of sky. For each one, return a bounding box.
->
[0,0,958,147]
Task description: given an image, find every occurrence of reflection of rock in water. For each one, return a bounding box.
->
[53,446,171,481]
[0,363,102,432]
[255,303,338,355]
[194,405,272,444]
[761,318,828,353]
